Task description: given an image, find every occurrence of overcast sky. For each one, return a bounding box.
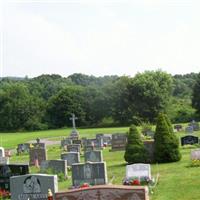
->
[1,0,200,78]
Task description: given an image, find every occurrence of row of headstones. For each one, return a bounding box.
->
[9,163,151,200]
[174,121,200,132]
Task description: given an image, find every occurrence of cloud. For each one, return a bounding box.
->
[2,0,200,77]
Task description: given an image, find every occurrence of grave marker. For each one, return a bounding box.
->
[61,152,80,166]
[85,151,103,162]
[10,174,58,200]
[72,162,107,186]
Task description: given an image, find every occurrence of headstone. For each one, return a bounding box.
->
[126,163,151,180]
[32,142,46,149]
[191,149,200,160]
[0,164,29,191]
[188,121,200,131]
[111,133,127,151]
[72,139,82,146]
[85,151,103,162]
[61,152,80,166]
[181,135,199,146]
[10,174,58,200]
[174,124,183,132]
[67,144,81,153]
[84,145,95,152]
[84,138,103,150]
[61,138,72,149]
[29,148,47,166]
[0,157,9,164]
[55,185,149,200]
[145,131,154,139]
[69,114,79,139]
[17,143,30,154]
[0,147,5,157]
[72,162,107,186]
[185,126,194,133]
[40,160,67,177]
[143,140,155,162]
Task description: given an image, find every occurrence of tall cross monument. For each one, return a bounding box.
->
[70,114,78,130]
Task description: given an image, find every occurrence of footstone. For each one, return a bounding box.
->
[10,174,58,200]
[55,185,149,200]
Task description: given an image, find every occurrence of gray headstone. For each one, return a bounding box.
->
[126,163,151,180]
[72,162,107,186]
[188,121,200,131]
[0,157,9,164]
[40,160,67,177]
[111,133,127,151]
[10,174,58,200]
[32,143,46,149]
[29,148,47,166]
[85,151,103,162]
[61,152,80,166]
[61,138,72,148]
[72,139,82,146]
[17,143,30,154]
[185,126,194,133]
[84,145,95,152]
[67,144,81,153]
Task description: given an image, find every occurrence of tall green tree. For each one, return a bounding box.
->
[128,70,173,123]
[46,86,86,128]
[0,83,45,131]
[124,125,147,164]
[192,73,200,119]
[154,113,181,163]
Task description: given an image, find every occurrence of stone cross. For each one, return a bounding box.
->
[70,114,78,129]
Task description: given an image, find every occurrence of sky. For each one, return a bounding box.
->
[0,0,200,78]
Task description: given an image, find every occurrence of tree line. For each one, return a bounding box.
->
[0,71,199,131]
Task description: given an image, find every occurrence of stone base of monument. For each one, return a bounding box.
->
[55,185,149,200]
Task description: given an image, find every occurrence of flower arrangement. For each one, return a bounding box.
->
[123,176,152,186]
[191,159,200,167]
[0,189,10,199]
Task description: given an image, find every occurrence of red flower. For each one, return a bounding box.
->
[132,179,140,185]
[80,183,90,188]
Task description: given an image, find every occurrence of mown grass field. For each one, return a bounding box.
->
[2,126,200,200]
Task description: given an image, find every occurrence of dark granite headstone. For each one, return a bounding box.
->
[0,164,29,191]
[174,124,183,132]
[181,135,199,146]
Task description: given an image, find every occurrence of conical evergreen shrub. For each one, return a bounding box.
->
[124,125,147,164]
[154,113,181,163]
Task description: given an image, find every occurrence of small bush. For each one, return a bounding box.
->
[124,125,147,164]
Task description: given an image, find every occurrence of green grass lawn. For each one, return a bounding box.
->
[2,127,200,200]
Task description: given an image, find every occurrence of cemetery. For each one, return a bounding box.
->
[0,115,199,200]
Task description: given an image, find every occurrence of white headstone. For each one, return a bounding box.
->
[191,149,200,160]
[126,163,151,180]
[0,147,5,157]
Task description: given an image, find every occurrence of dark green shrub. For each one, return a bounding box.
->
[124,125,147,164]
[154,113,181,163]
